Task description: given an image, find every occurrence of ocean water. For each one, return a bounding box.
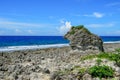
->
[0,36,120,52]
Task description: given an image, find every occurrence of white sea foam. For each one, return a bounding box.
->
[1,41,120,52]
[0,44,69,52]
[104,41,120,43]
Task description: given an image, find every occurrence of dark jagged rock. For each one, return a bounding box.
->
[43,68,50,74]
[50,71,62,80]
[64,25,104,52]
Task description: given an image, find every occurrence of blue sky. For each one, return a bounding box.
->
[0,0,120,36]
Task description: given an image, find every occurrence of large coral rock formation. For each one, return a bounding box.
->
[64,25,104,52]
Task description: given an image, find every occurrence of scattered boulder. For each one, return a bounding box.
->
[41,57,45,60]
[82,73,92,80]
[26,58,31,62]
[50,71,61,80]
[43,68,50,74]
[64,25,104,52]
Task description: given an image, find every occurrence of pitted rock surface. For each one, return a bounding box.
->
[64,25,104,52]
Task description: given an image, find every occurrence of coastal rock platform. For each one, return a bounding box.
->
[0,43,120,80]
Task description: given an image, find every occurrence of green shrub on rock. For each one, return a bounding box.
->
[88,65,114,78]
[116,60,120,67]
[70,25,91,35]
[69,30,75,34]
[72,66,86,74]
[115,48,120,53]
[81,52,120,62]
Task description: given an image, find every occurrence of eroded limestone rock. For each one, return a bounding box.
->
[64,25,104,52]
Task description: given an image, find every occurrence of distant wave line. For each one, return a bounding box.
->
[0,41,120,52]
[104,41,120,43]
[0,44,69,52]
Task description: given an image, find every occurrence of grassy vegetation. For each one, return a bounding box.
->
[89,65,114,78]
[69,25,91,34]
[116,59,120,67]
[96,58,102,66]
[115,48,120,53]
[57,49,120,79]
[79,48,120,79]
[69,29,75,34]
[57,66,87,79]
[71,25,84,29]
[57,69,71,75]
[72,66,86,75]
[80,52,120,68]
[73,67,86,79]
[80,52,120,62]
[75,25,84,29]
[58,65,114,79]
[88,55,115,78]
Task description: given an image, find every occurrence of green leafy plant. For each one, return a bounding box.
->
[70,25,91,35]
[81,52,120,62]
[88,65,114,78]
[72,66,86,79]
[69,30,75,34]
[116,60,120,67]
[72,66,86,74]
[75,25,84,29]
[80,54,97,61]
[115,48,120,53]
[76,25,91,34]
[57,69,71,75]
[96,58,102,66]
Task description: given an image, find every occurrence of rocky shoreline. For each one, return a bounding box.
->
[0,43,120,80]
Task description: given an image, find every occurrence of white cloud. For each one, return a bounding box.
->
[0,19,55,29]
[115,31,120,34]
[106,30,120,36]
[58,21,72,35]
[0,30,5,35]
[15,29,34,34]
[28,30,33,34]
[106,2,120,7]
[86,23,114,28]
[0,21,43,27]
[93,12,104,18]
[0,18,8,21]
[0,19,58,35]
[83,12,104,18]
[83,14,92,17]
[60,18,67,24]
[15,29,21,33]
[60,20,65,24]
